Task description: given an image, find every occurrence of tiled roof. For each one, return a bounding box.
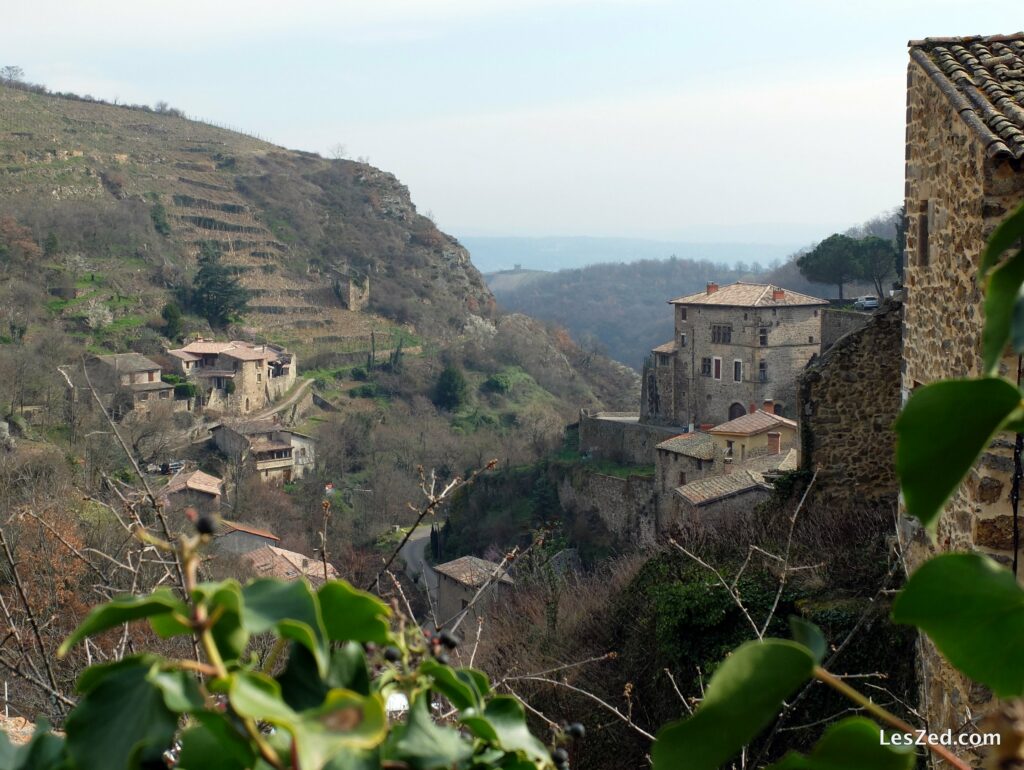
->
[245,545,338,584]
[909,33,1024,160]
[675,470,772,506]
[180,340,235,354]
[219,520,280,541]
[434,555,514,588]
[222,346,275,361]
[163,469,223,498]
[656,432,716,460]
[669,282,827,307]
[709,409,797,437]
[168,349,200,362]
[651,341,676,354]
[95,352,162,373]
[226,419,280,436]
[739,448,799,474]
[130,380,174,392]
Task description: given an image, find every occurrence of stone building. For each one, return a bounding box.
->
[215,520,281,555]
[434,555,513,627]
[903,33,1024,743]
[68,353,178,415]
[159,469,222,514]
[641,282,827,428]
[244,545,339,586]
[168,339,296,416]
[707,407,797,463]
[654,432,717,493]
[212,420,316,484]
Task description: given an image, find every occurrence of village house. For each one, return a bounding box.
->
[212,419,316,484]
[159,468,222,514]
[641,282,827,428]
[215,520,281,555]
[707,405,797,463]
[654,432,717,493]
[902,32,1024,742]
[434,555,513,626]
[244,545,339,586]
[66,353,180,416]
[167,339,296,416]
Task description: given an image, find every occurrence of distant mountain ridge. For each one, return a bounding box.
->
[462,235,802,273]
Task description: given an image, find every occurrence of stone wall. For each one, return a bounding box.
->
[799,301,902,514]
[556,468,657,546]
[820,308,871,352]
[902,55,1024,745]
[578,410,682,465]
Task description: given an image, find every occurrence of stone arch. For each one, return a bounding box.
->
[728,402,746,420]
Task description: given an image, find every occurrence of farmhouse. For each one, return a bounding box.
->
[212,420,316,484]
[434,555,513,627]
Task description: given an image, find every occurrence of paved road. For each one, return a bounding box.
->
[399,524,438,608]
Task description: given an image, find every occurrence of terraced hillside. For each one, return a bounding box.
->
[0,83,493,356]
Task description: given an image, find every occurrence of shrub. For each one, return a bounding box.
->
[433,364,467,411]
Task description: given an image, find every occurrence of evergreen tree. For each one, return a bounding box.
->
[190,242,250,328]
[433,364,467,411]
[161,301,182,340]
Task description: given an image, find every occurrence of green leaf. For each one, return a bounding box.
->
[419,660,484,711]
[57,588,187,657]
[176,712,257,770]
[789,617,827,664]
[75,655,158,693]
[893,552,1024,697]
[0,731,16,770]
[983,250,1024,374]
[243,579,327,674]
[229,671,299,725]
[651,639,815,770]
[1,718,66,770]
[279,642,370,712]
[318,581,392,644]
[980,202,1024,280]
[384,695,473,770]
[768,717,915,769]
[478,696,550,763]
[193,580,248,664]
[895,378,1021,529]
[65,660,178,770]
[149,668,205,712]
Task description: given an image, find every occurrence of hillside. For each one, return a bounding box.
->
[0,82,494,359]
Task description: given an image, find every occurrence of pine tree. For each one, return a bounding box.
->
[190,242,250,328]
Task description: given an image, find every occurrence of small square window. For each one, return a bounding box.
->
[700,357,712,377]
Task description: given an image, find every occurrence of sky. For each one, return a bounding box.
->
[6,1,1024,245]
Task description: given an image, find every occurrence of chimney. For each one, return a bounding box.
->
[767,432,781,455]
[748,403,757,414]
[706,281,718,295]
[763,399,775,414]
[772,288,785,301]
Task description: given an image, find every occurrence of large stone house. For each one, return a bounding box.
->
[641,282,827,428]
[66,353,179,416]
[212,420,316,484]
[707,407,796,463]
[903,33,1024,744]
[168,339,296,416]
[434,555,513,627]
[159,469,223,514]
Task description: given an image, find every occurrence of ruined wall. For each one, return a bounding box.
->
[820,308,871,352]
[903,57,1024,744]
[556,468,657,546]
[799,301,902,514]
[578,411,681,465]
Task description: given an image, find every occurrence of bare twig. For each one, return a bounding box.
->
[511,676,655,741]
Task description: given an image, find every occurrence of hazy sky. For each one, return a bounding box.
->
[6,1,1023,243]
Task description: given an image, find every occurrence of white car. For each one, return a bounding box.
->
[853,295,879,310]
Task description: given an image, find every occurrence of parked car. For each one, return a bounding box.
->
[853,295,879,310]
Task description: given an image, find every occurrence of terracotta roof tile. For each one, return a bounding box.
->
[656,432,716,460]
[651,341,676,354]
[909,33,1024,159]
[163,469,223,498]
[244,545,338,584]
[168,349,201,362]
[669,282,827,307]
[219,520,280,541]
[434,555,514,588]
[709,409,797,437]
[94,352,162,373]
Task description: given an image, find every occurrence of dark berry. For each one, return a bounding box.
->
[438,630,461,649]
[383,646,402,662]
[551,747,569,764]
[195,514,216,535]
[566,722,585,739]
[435,652,451,666]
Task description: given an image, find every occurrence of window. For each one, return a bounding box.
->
[733,360,742,382]
[713,357,722,380]
[759,328,769,346]
[159,390,169,400]
[808,335,814,343]
[658,353,670,366]
[917,200,930,266]
[148,371,155,382]
[461,599,469,609]
[759,361,768,382]
[813,309,819,317]
[678,471,687,485]
[680,332,687,347]
[138,392,149,402]
[711,325,732,344]
[257,372,262,382]
[701,357,712,377]
[680,308,687,321]
[726,440,734,459]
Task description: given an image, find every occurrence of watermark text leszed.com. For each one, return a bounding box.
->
[881,729,1000,748]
